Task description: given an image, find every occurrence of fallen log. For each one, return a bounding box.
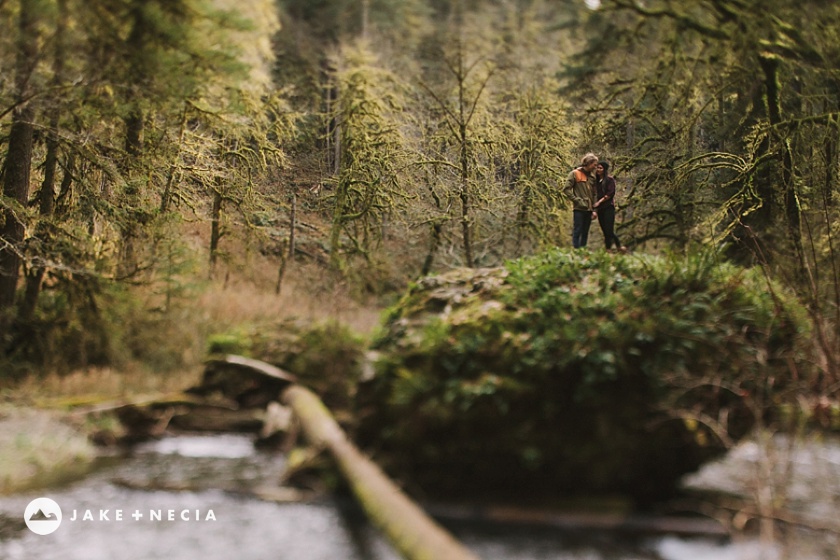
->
[191,354,298,408]
[282,384,480,560]
[206,354,298,383]
[423,502,727,538]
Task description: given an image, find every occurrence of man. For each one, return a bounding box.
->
[564,153,598,248]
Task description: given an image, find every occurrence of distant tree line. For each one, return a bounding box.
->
[1,0,837,377]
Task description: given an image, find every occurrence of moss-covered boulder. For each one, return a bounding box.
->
[356,249,810,505]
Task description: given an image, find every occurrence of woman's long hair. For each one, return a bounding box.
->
[598,160,611,190]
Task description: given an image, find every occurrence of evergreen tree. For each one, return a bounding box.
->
[0,0,43,324]
[0,0,287,368]
[327,40,409,270]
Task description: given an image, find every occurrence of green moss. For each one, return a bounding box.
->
[207,331,253,356]
[217,319,368,413]
[357,248,811,505]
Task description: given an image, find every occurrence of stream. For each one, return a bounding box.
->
[1,432,838,559]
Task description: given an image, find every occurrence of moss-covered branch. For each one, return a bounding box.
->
[282,384,479,560]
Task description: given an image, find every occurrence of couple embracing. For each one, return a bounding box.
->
[563,152,624,251]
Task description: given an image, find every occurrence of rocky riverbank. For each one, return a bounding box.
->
[0,405,95,494]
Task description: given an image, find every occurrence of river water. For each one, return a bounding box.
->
[0,432,837,559]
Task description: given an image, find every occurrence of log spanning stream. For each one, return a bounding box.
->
[1,357,839,559]
[1,431,839,559]
[0,431,771,560]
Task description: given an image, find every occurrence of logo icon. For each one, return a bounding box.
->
[25,497,62,535]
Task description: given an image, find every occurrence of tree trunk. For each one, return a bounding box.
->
[361,0,369,40]
[515,152,534,254]
[421,173,443,276]
[459,123,473,268]
[160,102,189,213]
[276,192,296,294]
[421,222,443,277]
[209,186,223,275]
[282,384,479,560]
[824,113,837,209]
[0,0,39,318]
[330,178,348,269]
[116,0,151,279]
[124,0,149,157]
[20,0,68,323]
[288,191,297,260]
[55,154,75,219]
[760,54,804,276]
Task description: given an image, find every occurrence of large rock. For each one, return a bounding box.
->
[355,249,809,506]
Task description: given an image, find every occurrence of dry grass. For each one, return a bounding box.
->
[5,252,384,410]
[2,365,196,410]
[198,256,384,336]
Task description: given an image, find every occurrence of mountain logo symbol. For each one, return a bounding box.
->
[24,498,62,535]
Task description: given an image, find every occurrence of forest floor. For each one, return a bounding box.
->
[1,249,387,495]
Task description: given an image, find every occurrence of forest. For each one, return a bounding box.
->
[0,0,838,403]
[3,3,840,557]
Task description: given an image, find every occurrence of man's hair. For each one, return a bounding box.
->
[581,153,598,166]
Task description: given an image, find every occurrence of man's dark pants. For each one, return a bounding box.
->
[572,209,592,248]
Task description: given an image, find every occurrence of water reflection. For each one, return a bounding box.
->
[0,433,824,560]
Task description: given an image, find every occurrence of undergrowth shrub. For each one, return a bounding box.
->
[3,277,207,377]
[2,278,124,376]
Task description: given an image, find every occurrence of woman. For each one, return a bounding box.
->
[593,160,624,251]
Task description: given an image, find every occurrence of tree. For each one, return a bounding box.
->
[417,1,498,268]
[568,0,840,381]
[327,40,409,270]
[19,0,70,322]
[0,0,289,368]
[490,0,579,254]
[0,0,42,323]
[576,0,839,272]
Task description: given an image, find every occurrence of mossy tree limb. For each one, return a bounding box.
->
[282,384,480,560]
